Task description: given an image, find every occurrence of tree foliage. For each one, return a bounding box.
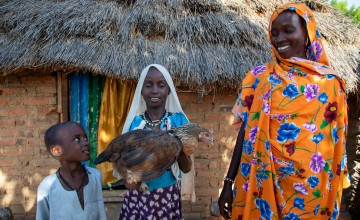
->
[329,0,360,27]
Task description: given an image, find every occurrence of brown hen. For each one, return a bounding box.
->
[94,123,213,184]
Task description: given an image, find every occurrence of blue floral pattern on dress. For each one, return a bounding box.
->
[282,84,300,99]
[307,176,319,188]
[241,162,251,177]
[276,123,301,143]
[255,198,273,220]
[293,197,305,210]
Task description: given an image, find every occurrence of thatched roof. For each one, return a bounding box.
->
[0,0,359,91]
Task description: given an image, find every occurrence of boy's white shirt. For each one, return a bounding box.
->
[36,167,107,220]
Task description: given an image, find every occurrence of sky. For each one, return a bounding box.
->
[345,0,360,8]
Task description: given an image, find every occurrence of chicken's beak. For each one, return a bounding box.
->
[199,132,214,143]
[208,136,214,143]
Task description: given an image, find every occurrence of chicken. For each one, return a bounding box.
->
[94,123,213,184]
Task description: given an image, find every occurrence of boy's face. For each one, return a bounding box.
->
[56,123,90,162]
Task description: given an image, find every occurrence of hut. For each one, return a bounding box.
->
[0,0,359,219]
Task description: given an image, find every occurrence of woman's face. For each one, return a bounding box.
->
[270,11,307,59]
[141,68,170,109]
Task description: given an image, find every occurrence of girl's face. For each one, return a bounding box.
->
[270,11,307,59]
[141,68,170,109]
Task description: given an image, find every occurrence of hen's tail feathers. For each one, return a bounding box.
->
[94,152,110,165]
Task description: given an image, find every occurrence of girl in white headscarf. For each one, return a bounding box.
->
[119,64,195,219]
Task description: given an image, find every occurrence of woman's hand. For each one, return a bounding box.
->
[123,180,141,190]
[218,181,233,220]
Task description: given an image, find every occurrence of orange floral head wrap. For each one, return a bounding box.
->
[268,3,330,66]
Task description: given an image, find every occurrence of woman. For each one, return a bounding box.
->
[218,3,350,220]
[119,64,194,219]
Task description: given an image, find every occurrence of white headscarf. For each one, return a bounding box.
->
[121,64,196,202]
[121,64,187,134]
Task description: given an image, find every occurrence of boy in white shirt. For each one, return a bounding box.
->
[36,122,106,220]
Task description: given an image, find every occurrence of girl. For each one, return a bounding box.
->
[119,64,195,219]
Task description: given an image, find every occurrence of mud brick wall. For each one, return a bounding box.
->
[0,73,59,219]
[178,91,238,218]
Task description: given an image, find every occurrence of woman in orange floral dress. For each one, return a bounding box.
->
[218,3,350,220]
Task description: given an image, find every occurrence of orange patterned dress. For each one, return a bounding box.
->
[231,3,350,220]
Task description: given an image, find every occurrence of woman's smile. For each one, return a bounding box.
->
[277,45,290,51]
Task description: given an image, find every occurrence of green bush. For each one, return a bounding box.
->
[329,0,360,27]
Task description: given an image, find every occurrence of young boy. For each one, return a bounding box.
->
[36,122,106,220]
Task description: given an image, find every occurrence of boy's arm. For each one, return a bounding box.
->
[36,184,50,220]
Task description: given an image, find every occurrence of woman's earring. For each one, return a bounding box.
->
[304,38,309,47]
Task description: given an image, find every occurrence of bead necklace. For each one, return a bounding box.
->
[142,111,168,127]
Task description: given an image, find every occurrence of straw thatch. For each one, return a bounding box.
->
[0,0,359,91]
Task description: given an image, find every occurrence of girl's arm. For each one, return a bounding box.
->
[177,151,192,173]
[174,113,192,173]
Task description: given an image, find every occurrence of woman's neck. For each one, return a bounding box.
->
[145,108,166,122]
